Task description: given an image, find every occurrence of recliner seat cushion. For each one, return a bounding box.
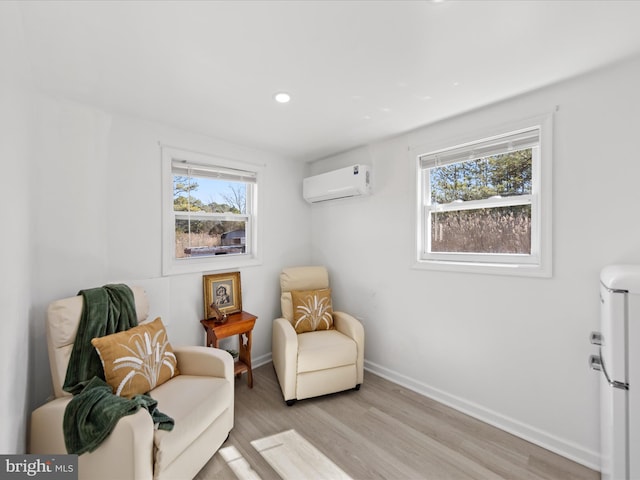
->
[296,330,356,373]
[151,375,232,472]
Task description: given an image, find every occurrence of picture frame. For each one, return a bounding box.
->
[203,271,242,318]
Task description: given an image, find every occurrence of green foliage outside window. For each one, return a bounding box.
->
[173,175,247,258]
[429,149,533,255]
[430,149,532,204]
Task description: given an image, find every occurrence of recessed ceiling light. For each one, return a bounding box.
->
[274,92,291,103]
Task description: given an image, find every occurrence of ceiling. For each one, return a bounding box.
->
[18,0,640,162]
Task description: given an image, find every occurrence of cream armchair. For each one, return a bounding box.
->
[30,286,234,480]
[272,266,364,405]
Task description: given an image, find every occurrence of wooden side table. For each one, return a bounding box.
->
[200,311,257,388]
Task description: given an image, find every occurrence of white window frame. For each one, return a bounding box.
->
[161,146,262,276]
[413,114,552,277]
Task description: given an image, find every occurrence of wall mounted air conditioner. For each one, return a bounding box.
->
[303,164,371,203]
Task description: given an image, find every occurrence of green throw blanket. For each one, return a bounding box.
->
[63,284,174,455]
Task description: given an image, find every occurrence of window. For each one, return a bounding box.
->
[415,115,552,276]
[162,146,261,275]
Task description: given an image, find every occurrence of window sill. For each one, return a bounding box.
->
[162,254,262,276]
[412,258,551,278]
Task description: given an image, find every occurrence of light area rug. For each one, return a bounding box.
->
[218,445,262,480]
[219,429,353,480]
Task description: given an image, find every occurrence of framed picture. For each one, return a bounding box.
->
[203,271,242,318]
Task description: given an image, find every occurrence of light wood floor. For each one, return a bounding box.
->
[195,364,599,480]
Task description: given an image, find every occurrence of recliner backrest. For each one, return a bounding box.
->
[280,266,329,322]
[45,286,149,398]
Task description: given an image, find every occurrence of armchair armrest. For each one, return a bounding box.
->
[174,345,233,381]
[30,397,154,480]
[272,317,298,401]
[30,397,71,454]
[333,311,365,384]
[333,311,363,341]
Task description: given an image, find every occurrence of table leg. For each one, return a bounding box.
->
[209,330,220,349]
[238,331,253,388]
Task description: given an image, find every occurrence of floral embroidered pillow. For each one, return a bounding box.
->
[290,288,334,334]
[91,317,179,398]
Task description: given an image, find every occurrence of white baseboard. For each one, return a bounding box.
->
[253,352,272,369]
[364,359,600,471]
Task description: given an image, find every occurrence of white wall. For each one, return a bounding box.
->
[0,2,34,454]
[27,101,311,418]
[29,96,114,407]
[310,55,640,468]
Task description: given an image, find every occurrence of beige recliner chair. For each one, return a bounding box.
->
[30,286,234,480]
[272,266,364,405]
